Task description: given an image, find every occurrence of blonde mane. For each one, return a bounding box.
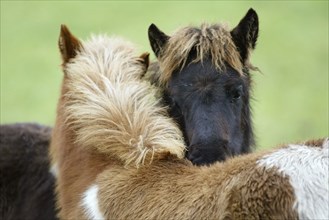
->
[157,23,244,86]
[62,35,185,167]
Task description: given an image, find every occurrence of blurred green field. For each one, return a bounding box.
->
[1,1,328,149]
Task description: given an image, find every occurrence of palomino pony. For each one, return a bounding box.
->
[52,26,329,219]
[50,25,185,219]
[0,123,57,220]
[146,8,259,165]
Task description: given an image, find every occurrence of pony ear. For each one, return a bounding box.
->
[230,8,259,63]
[139,52,150,69]
[148,24,169,58]
[58,24,82,64]
[138,52,150,78]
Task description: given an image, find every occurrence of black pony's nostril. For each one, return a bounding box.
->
[186,141,229,165]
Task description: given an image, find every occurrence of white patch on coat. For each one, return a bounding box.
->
[257,139,329,219]
[81,184,105,220]
[49,163,59,177]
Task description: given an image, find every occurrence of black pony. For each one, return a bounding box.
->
[147,8,259,165]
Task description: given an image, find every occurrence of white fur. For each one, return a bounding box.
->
[49,163,59,177]
[258,139,329,219]
[81,185,105,220]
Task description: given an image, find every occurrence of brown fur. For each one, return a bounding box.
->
[96,150,298,219]
[58,25,82,64]
[299,138,326,148]
[274,137,326,150]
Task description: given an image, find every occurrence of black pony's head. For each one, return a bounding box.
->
[148,9,259,165]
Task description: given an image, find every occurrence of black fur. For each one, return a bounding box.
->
[165,59,253,165]
[231,8,259,63]
[0,123,57,220]
[148,23,170,57]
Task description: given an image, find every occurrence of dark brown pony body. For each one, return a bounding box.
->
[147,8,259,165]
[0,123,57,220]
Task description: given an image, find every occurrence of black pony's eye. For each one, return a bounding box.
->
[182,83,193,87]
[230,85,243,102]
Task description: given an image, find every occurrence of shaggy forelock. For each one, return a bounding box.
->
[62,35,185,167]
[158,23,244,86]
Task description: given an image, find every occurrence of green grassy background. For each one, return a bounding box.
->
[1,1,328,149]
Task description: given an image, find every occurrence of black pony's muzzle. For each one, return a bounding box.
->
[186,139,231,166]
